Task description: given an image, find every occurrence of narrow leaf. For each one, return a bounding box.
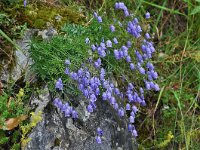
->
[142,1,187,17]
[190,6,200,15]
[0,81,2,95]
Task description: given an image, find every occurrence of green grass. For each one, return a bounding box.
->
[29,22,105,93]
[132,0,200,149]
[29,26,87,93]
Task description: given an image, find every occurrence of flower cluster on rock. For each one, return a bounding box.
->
[53,2,159,144]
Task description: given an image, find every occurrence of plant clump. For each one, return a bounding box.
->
[53,2,160,143]
[0,88,28,149]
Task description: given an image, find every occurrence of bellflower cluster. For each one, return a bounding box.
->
[91,40,109,58]
[24,0,27,7]
[110,25,115,32]
[92,11,146,140]
[94,58,101,68]
[127,18,142,38]
[55,78,63,90]
[115,2,130,17]
[65,59,71,65]
[53,2,159,144]
[92,2,159,140]
[53,98,78,119]
[96,127,103,143]
[114,45,129,60]
[113,37,118,44]
[64,63,102,113]
[106,40,112,48]
[94,12,102,23]
[145,12,151,19]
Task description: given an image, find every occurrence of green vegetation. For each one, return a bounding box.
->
[29,23,91,94]
[134,0,200,149]
[0,89,26,128]
[0,0,199,149]
[0,88,27,149]
[0,13,26,73]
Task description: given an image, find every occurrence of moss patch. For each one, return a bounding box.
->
[3,2,85,29]
[0,1,85,73]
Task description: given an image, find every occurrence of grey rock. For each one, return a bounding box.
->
[30,86,51,113]
[38,28,58,40]
[25,92,138,150]
[0,29,37,83]
[2,27,138,150]
[0,27,57,83]
[55,15,62,22]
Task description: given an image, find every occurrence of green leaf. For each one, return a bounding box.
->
[190,6,200,15]
[142,0,187,17]
[0,137,9,145]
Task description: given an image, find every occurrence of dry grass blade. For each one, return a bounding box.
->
[0,115,27,130]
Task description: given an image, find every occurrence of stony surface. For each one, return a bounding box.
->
[0,29,36,83]
[29,86,51,113]
[0,28,138,150]
[25,89,138,150]
[38,28,58,40]
[0,28,57,83]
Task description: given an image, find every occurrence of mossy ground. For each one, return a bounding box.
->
[0,0,85,73]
